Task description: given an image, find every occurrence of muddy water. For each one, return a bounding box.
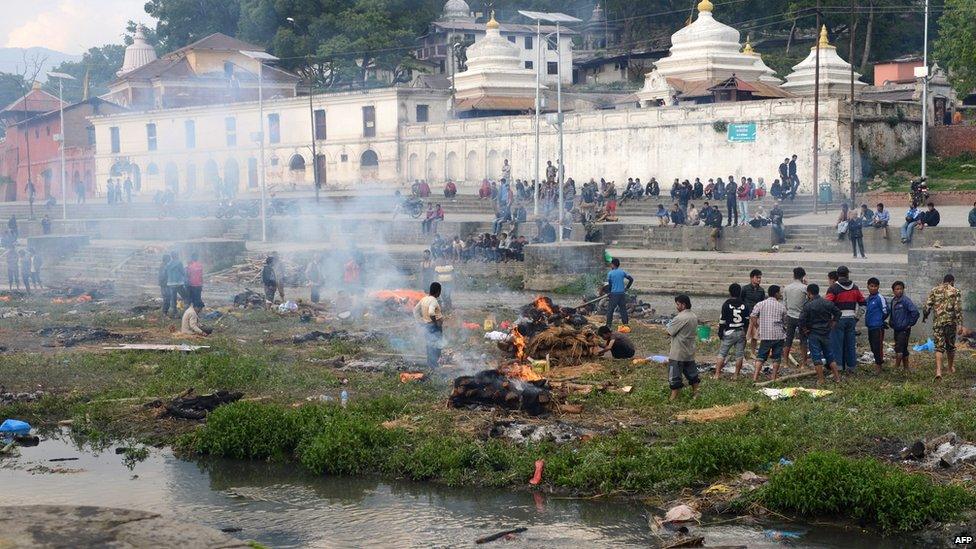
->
[0,434,906,548]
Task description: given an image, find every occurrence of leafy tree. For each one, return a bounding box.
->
[144,0,242,53]
[0,72,28,138]
[43,45,126,103]
[935,0,976,95]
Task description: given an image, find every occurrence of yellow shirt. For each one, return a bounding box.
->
[413,295,441,323]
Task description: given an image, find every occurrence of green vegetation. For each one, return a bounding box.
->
[880,153,976,192]
[935,0,976,96]
[757,452,974,532]
[551,273,605,295]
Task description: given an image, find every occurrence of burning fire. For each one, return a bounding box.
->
[534,296,554,316]
[511,326,527,362]
[499,361,543,382]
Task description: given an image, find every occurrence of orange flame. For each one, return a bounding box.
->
[534,296,554,316]
[511,326,527,362]
[499,361,543,381]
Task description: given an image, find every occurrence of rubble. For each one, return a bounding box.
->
[146,389,243,420]
[449,370,553,416]
[0,308,41,319]
[899,432,976,469]
[0,390,47,406]
[489,420,597,444]
[38,325,124,347]
[232,288,266,308]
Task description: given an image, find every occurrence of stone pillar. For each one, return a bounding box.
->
[523,241,606,291]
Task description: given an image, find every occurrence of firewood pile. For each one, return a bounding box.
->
[525,324,603,365]
[210,257,307,286]
[449,369,553,416]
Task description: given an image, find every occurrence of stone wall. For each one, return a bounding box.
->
[862,190,976,207]
[907,247,976,311]
[524,242,606,291]
[931,126,976,158]
[26,235,90,262]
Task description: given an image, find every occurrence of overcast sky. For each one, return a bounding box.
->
[1,0,152,54]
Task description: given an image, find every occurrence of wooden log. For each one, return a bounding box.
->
[475,527,527,544]
[754,370,817,387]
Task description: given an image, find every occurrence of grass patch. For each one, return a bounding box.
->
[551,273,605,295]
[757,451,974,532]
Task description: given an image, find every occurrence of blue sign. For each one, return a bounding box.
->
[727,123,757,143]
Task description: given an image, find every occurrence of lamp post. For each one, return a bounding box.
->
[48,72,75,222]
[285,18,320,203]
[920,0,930,179]
[241,50,280,242]
[517,10,581,230]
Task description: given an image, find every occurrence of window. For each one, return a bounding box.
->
[524,61,533,70]
[507,36,516,44]
[225,117,237,146]
[185,120,196,149]
[524,36,533,49]
[110,127,120,153]
[314,109,326,140]
[416,104,429,123]
[362,106,375,137]
[547,62,558,75]
[340,153,348,162]
[547,37,556,51]
[146,123,157,151]
[223,61,234,78]
[268,113,280,144]
[87,126,96,147]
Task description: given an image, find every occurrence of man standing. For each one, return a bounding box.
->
[185,252,204,308]
[783,267,809,370]
[889,280,920,372]
[864,277,889,373]
[158,254,171,317]
[25,181,36,219]
[545,160,557,184]
[788,154,799,196]
[605,258,634,329]
[502,159,512,183]
[741,269,766,355]
[667,294,700,400]
[924,274,963,379]
[778,158,790,189]
[306,254,324,303]
[165,252,187,319]
[41,215,51,235]
[75,179,85,204]
[123,176,133,203]
[725,178,738,226]
[18,250,31,294]
[413,282,444,369]
[750,285,787,381]
[800,283,842,385]
[28,248,42,289]
[825,265,866,372]
[713,283,746,380]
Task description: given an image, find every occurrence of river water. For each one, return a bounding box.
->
[0,433,907,548]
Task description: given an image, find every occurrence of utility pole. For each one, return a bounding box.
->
[21,84,33,219]
[920,0,930,179]
[812,7,822,214]
[241,50,279,242]
[534,20,541,216]
[849,0,856,207]
[49,72,75,221]
[307,62,320,203]
[556,22,564,242]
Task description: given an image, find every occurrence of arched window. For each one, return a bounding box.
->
[289,154,306,171]
[360,149,379,167]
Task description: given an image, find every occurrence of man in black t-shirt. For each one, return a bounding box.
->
[597,326,636,359]
[714,283,748,379]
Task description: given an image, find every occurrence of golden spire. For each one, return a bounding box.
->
[818,25,830,48]
[743,34,754,54]
[697,0,714,13]
[486,10,499,30]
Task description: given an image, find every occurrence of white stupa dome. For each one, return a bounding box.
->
[781,26,867,97]
[118,25,157,76]
[464,14,521,71]
[443,0,473,22]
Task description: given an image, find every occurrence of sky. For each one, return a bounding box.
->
[1,0,151,54]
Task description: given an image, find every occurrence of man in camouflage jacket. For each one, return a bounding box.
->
[924,274,963,379]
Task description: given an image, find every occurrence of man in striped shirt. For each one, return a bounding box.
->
[749,285,787,382]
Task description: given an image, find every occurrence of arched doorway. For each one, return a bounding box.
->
[407,153,419,181]
[288,154,306,186]
[186,163,197,194]
[204,159,219,196]
[446,151,459,181]
[360,149,379,181]
[164,162,179,194]
[224,158,240,195]
[465,151,479,182]
[487,150,500,180]
[425,152,437,182]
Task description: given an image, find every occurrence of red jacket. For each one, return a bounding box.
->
[186,261,204,287]
[825,279,866,317]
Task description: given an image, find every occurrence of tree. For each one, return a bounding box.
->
[144,0,242,53]
[43,45,126,103]
[0,73,28,138]
[935,0,976,95]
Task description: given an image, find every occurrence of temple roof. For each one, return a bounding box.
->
[781,26,867,98]
[0,86,64,117]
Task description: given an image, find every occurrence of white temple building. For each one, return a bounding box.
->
[781,26,868,98]
[453,13,544,115]
[117,25,158,76]
[636,0,786,106]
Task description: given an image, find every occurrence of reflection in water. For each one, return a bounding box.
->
[2,435,901,548]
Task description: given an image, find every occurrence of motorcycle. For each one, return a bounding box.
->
[215,200,259,219]
[910,177,929,206]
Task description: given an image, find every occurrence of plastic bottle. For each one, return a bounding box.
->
[340,390,349,408]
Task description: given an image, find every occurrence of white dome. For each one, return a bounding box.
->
[670,10,739,48]
[464,17,521,71]
[443,0,472,21]
[781,27,867,97]
[118,25,157,76]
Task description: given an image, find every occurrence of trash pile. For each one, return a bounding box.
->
[0,307,41,319]
[899,432,976,469]
[45,280,114,301]
[0,390,46,406]
[293,329,349,344]
[580,292,661,321]
[449,370,553,416]
[146,389,243,420]
[38,325,124,347]
[232,288,266,308]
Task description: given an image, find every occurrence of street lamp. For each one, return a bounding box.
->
[919,0,930,179]
[518,11,580,240]
[48,72,75,222]
[241,50,279,242]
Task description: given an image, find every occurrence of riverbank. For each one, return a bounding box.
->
[2,288,976,543]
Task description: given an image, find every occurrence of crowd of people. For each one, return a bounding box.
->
[157,251,211,337]
[2,217,43,294]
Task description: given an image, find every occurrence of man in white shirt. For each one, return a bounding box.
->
[413,282,443,368]
[181,304,212,337]
[782,267,809,370]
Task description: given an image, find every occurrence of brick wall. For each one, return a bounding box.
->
[931,125,976,158]
[863,190,976,207]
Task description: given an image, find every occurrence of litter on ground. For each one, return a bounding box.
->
[759,387,833,400]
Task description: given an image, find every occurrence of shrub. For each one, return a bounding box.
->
[297,414,405,475]
[758,452,974,532]
[194,401,299,460]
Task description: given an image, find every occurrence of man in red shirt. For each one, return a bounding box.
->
[825,265,866,372]
[185,252,205,308]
